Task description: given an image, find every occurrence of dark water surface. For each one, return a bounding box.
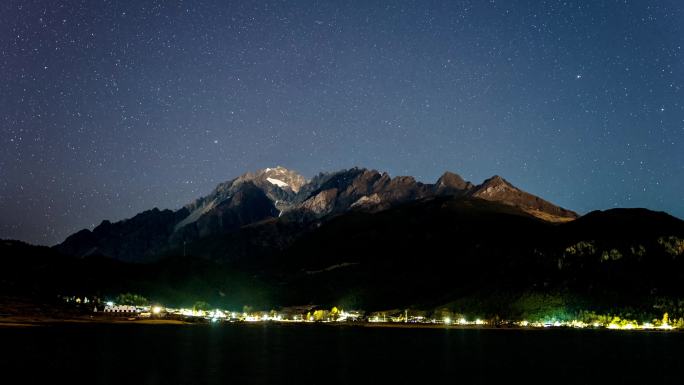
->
[2,323,682,384]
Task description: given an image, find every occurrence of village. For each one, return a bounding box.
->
[58,295,682,331]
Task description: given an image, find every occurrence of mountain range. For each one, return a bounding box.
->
[3,166,683,318]
[56,166,578,263]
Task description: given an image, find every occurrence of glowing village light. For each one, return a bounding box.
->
[571,320,588,328]
[181,309,194,316]
[210,309,226,318]
[90,298,680,331]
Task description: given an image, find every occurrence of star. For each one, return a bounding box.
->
[1,1,682,244]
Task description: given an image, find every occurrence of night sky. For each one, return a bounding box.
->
[1,1,683,245]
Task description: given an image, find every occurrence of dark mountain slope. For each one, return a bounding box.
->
[4,196,684,318]
[1,240,276,309]
[55,208,189,263]
[258,197,557,309]
[245,197,684,313]
[562,208,684,239]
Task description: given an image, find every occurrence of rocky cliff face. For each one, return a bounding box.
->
[55,166,578,262]
[172,182,278,242]
[57,167,305,261]
[286,168,576,222]
[434,171,474,194]
[180,166,306,226]
[286,168,435,219]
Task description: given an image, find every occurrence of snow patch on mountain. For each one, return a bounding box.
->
[266,177,289,188]
[350,193,382,208]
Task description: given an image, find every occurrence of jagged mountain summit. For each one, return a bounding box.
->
[56,166,578,262]
[176,166,307,231]
[468,175,578,222]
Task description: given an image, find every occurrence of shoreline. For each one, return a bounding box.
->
[0,315,192,327]
[0,316,680,332]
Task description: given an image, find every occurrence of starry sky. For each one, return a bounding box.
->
[1,0,683,245]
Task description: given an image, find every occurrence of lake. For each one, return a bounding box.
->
[1,323,682,384]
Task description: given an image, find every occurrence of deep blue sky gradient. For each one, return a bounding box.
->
[1,0,683,245]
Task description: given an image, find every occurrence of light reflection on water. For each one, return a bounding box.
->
[1,324,682,384]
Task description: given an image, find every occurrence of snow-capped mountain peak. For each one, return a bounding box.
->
[266,177,289,188]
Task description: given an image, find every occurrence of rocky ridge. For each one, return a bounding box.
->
[56,166,578,262]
